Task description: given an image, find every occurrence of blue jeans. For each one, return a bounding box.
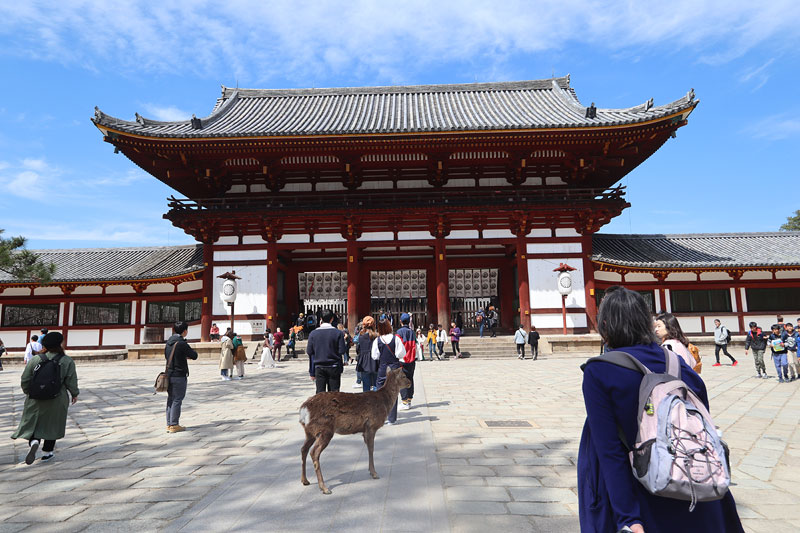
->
[428,340,437,359]
[361,372,378,392]
[773,353,788,379]
[375,374,398,423]
[479,322,484,337]
[166,376,187,426]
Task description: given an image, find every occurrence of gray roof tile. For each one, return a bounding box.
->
[93,77,697,138]
[592,233,800,269]
[0,245,203,284]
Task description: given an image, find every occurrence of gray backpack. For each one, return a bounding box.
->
[584,348,730,511]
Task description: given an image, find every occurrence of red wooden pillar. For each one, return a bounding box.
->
[516,236,531,330]
[346,240,360,331]
[499,262,515,330]
[435,238,450,327]
[581,234,598,332]
[200,243,214,341]
[266,242,278,331]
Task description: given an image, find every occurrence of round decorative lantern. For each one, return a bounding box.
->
[220,278,238,303]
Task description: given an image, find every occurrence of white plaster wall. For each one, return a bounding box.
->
[130,301,137,325]
[178,280,203,292]
[654,290,664,313]
[242,235,266,245]
[397,180,433,189]
[554,228,579,237]
[703,316,739,333]
[315,234,346,243]
[215,236,239,245]
[212,265,267,316]
[69,329,100,346]
[625,273,657,282]
[730,288,738,312]
[665,272,696,282]
[59,302,65,326]
[546,177,566,185]
[675,316,702,333]
[483,229,514,239]
[278,234,311,244]
[187,324,201,340]
[140,300,147,324]
[359,181,393,190]
[284,183,312,192]
[68,302,75,326]
[744,315,787,328]
[250,184,268,193]
[740,288,748,312]
[442,178,475,188]
[228,184,247,193]
[479,178,508,187]
[527,229,551,238]
[741,271,772,280]
[446,230,479,240]
[776,270,800,279]
[530,313,587,329]
[526,242,581,254]
[359,232,394,242]
[316,182,347,191]
[1,331,28,348]
[523,177,543,186]
[34,287,62,296]
[103,329,135,346]
[700,272,732,281]
[398,231,433,240]
[528,257,586,309]
[214,249,267,262]
[164,327,172,339]
[144,283,175,294]
[2,288,30,296]
[106,285,134,294]
[664,289,671,312]
[594,271,622,282]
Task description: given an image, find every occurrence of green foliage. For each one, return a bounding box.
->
[0,229,56,283]
[780,210,800,231]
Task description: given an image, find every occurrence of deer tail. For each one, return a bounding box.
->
[299,406,309,426]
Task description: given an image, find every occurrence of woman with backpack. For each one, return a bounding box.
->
[654,312,702,374]
[11,332,79,465]
[578,287,742,533]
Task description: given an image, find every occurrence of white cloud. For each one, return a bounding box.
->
[21,158,49,171]
[748,112,800,141]
[8,170,42,199]
[0,1,797,84]
[141,104,192,122]
[739,58,775,91]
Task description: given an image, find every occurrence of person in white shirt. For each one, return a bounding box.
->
[436,324,447,359]
[24,335,43,364]
[370,318,407,425]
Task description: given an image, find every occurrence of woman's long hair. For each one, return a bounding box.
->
[655,312,690,347]
[597,286,658,349]
[377,317,393,336]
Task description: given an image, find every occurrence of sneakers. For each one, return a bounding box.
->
[231,375,242,380]
[732,361,738,367]
[352,382,361,389]
[221,375,231,381]
[167,425,186,433]
[385,421,395,426]
[401,401,411,410]
[40,453,54,462]
[712,363,721,367]
[25,440,39,465]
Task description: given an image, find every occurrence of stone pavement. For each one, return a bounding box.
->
[0,350,798,532]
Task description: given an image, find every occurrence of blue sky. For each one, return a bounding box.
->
[1,1,798,250]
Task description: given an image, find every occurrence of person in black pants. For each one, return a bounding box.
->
[528,326,540,360]
[164,321,198,433]
[307,309,347,393]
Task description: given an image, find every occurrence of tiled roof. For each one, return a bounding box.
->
[592,233,800,269]
[92,76,697,138]
[0,245,204,284]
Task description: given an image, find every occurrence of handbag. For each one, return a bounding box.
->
[154,343,178,394]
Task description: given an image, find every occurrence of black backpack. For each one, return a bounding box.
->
[29,353,66,400]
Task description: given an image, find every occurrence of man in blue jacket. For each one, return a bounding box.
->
[307,309,347,393]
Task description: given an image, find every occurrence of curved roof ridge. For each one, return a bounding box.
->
[21,243,201,254]
[220,77,572,98]
[595,231,800,239]
[93,91,240,129]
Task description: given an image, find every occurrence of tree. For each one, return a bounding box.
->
[0,229,56,283]
[780,210,800,231]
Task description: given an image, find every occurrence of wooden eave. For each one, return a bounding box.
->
[0,270,204,293]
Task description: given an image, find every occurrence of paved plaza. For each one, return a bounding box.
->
[1,351,799,532]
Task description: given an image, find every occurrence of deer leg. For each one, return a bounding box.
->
[364,428,379,479]
[300,429,314,486]
[310,431,334,494]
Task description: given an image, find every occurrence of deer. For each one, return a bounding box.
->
[299,366,411,494]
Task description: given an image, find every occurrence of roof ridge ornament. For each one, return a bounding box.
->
[191,114,203,130]
[135,112,145,125]
[585,103,597,119]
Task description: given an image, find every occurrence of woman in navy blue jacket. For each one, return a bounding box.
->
[578,287,743,533]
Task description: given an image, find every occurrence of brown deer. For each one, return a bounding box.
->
[299,366,411,494]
